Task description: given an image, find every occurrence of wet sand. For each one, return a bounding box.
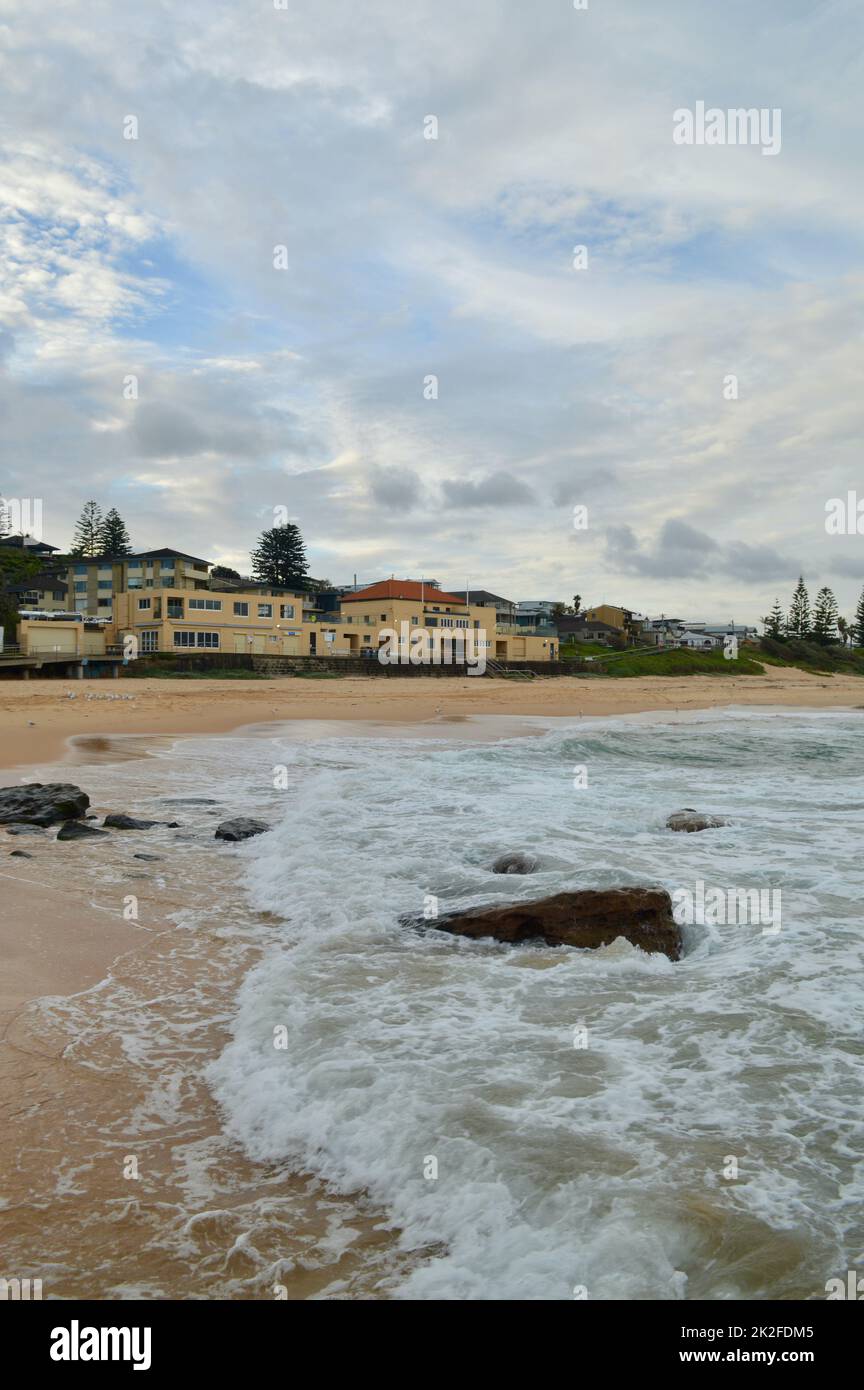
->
[0,665,861,770]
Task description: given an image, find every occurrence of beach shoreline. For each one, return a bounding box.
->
[0,667,860,774]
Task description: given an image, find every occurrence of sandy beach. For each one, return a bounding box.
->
[0,666,861,772]
[1,671,862,1299]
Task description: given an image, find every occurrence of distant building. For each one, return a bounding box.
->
[456,590,518,622]
[557,616,620,644]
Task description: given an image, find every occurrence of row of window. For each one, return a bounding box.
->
[136,598,296,618]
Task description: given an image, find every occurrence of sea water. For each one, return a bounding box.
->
[203,708,864,1300]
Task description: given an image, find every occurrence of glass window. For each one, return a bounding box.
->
[74,582,87,593]
[279,604,294,619]
[97,580,113,590]
[138,598,151,610]
[173,631,219,648]
[234,602,249,616]
[189,598,222,611]
[258,603,272,617]
[73,564,88,575]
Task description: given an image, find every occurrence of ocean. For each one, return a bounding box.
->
[6,708,864,1300]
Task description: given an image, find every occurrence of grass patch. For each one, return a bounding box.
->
[757,637,864,675]
[587,648,766,678]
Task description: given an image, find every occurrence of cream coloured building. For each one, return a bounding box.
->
[112,578,558,662]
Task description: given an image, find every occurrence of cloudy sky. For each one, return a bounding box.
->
[1,0,862,621]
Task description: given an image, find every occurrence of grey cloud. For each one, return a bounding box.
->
[439,471,536,509]
[367,466,423,511]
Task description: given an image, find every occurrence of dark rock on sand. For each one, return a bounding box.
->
[491,851,538,875]
[666,809,728,833]
[427,888,681,961]
[214,817,270,842]
[9,850,33,858]
[5,824,45,836]
[56,820,110,841]
[0,783,89,827]
[133,853,162,861]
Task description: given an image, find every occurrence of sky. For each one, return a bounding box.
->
[1,0,862,622]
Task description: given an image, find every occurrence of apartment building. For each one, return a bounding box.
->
[113,578,558,661]
[68,548,211,616]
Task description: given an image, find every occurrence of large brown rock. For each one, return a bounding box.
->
[431,888,682,961]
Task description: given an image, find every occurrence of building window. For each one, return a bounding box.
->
[189,598,222,611]
[140,630,158,653]
[279,604,294,619]
[73,564,88,575]
[380,613,386,620]
[363,634,371,643]
[167,599,183,619]
[258,603,272,617]
[74,582,88,593]
[233,602,249,616]
[52,591,65,601]
[138,598,151,610]
[173,631,219,649]
[98,599,112,609]
[97,580,113,590]
[412,616,418,624]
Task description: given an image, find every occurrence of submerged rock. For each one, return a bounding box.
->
[9,849,33,858]
[134,852,162,861]
[103,814,161,830]
[491,852,538,875]
[214,817,270,842]
[5,824,45,836]
[0,783,89,827]
[427,888,682,961]
[164,798,219,805]
[666,809,728,833]
[56,820,110,841]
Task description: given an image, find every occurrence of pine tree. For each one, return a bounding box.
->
[763,599,785,639]
[786,576,811,639]
[811,587,839,644]
[70,501,104,557]
[852,588,864,646]
[251,523,309,587]
[98,507,132,556]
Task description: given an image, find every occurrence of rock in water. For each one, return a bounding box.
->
[666,809,728,833]
[491,852,538,875]
[56,820,110,841]
[0,783,89,827]
[103,814,161,829]
[429,888,682,960]
[214,818,270,842]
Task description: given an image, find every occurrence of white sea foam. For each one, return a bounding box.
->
[203,710,864,1299]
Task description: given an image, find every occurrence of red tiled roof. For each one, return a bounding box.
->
[341,580,468,606]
